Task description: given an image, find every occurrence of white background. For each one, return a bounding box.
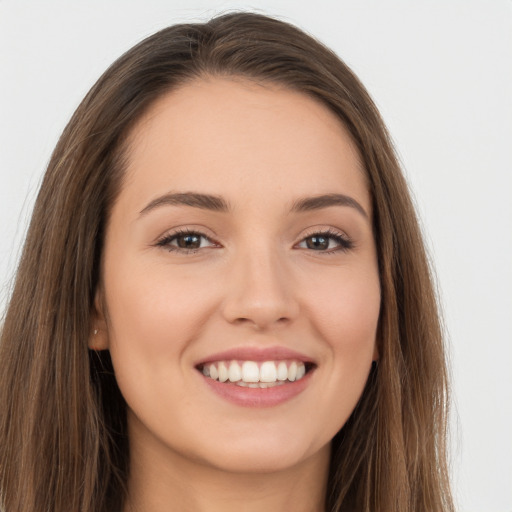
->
[1,1,511,511]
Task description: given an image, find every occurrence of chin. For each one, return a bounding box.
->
[193,431,329,475]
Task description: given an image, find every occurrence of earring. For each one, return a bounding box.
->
[90,329,101,351]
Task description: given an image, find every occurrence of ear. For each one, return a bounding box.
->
[89,290,109,351]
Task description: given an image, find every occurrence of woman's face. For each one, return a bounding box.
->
[94,78,380,474]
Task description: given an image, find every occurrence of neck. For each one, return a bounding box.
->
[124,428,330,512]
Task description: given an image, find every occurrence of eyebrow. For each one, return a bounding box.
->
[291,193,369,219]
[139,191,368,219]
[139,192,231,215]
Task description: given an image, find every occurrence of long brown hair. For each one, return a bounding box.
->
[0,12,453,512]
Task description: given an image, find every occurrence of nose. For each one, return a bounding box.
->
[221,246,299,330]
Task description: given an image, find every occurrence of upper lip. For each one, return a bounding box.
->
[196,346,315,366]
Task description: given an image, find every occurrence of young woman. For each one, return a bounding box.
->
[0,12,454,512]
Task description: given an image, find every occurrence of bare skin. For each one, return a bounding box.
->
[92,77,380,512]
[127,421,329,511]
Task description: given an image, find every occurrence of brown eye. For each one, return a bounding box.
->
[175,233,202,249]
[305,235,329,250]
[156,230,219,253]
[297,230,354,253]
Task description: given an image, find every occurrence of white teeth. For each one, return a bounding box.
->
[228,361,242,382]
[241,361,260,383]
[277,361,288,381]
[260,361,277,383]
[236,380,285,388]
[218,362,228,382]
[202,359,310,385]
[288,361,297,381]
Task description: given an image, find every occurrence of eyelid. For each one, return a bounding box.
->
[294,226,354,253]
[155,227,220,253]
[153,225,354,255]
[154,224,219,243]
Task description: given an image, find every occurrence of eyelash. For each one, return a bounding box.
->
[155,228,217,254]
[298,228,354,253]
[155,227,354,255]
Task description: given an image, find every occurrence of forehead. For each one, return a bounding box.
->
[121,77,370,215]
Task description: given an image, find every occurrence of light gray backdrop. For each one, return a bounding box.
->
[1,1,511,511]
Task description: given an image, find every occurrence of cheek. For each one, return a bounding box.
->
[309,268,380,353]
[105,259,213,346]
[102,263,216,418]
[306,270,380,429]
[102,262,219,401]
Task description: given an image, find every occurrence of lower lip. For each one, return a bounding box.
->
[200,371,313,408]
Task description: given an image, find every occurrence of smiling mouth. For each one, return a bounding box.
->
[197,360,316,388]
